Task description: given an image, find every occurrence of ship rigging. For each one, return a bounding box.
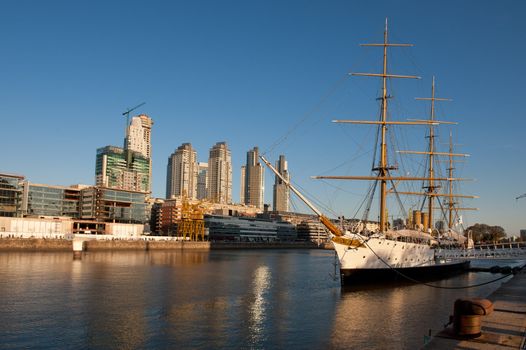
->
[261,19,476,284]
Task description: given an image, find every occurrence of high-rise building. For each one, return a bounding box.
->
[94,113,153,194]
[273,155,290,212]
[240,166,246,204]
[165,143,198,199]
[126,114,153,192]
[197,162,208,200]
[243,147,265,209]
[207,142,232,204]
[95,146,150,193]
[126,114,153,159]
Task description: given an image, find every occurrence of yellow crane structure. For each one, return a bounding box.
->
[177,195,208,241]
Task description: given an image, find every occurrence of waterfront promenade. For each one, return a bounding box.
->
[424,269,526,349]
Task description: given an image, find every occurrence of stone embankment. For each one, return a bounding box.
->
[0,238,71,251]
[0,238,330,251]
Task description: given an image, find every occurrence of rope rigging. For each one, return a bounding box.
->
[262,69,353,157]
[360,180,378,224]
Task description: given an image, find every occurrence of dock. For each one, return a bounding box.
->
[424,269,526,349]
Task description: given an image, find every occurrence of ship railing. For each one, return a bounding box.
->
[440,243,526,260]
[472,242,526,250]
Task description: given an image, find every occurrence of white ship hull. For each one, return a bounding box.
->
[332,235,470,284]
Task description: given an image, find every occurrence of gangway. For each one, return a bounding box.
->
[441,242,526,260]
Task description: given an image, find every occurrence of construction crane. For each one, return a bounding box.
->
[517,193,526,201]
[177,194,209,241]
[122,102,146,143]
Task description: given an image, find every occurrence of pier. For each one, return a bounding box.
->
[424,268,526,349]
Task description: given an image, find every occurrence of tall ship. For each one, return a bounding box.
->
[261,20,476,284]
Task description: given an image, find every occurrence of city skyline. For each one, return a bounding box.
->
[1,1,525,234]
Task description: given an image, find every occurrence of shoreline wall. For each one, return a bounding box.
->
[0,238,71,251]
[0,238,332,251]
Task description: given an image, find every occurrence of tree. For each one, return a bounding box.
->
[465,223,507,243]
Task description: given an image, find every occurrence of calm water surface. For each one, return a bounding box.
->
[0,250,518,349]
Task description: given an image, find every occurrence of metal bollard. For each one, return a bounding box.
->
[452,298,493,338]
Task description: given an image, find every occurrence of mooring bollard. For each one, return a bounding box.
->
[452,298,493,338]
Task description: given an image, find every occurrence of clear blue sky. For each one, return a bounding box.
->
[1,1,525,235]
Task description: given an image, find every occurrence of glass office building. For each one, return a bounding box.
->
[96,146,150,193]
[80,187,148,224]
[205,215,296,242]
[0,173,25,217]
[26,184,80,218]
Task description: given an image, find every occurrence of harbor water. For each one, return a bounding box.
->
[0,249,521,349]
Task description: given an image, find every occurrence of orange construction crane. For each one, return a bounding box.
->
[177,194,208,241]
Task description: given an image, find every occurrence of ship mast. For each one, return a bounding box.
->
[414,77,452,231]
[323,19,420,232]
[355,19,422,232]
[378,19,390,233]
[397,92,479,232]
[397,81,476,232]
[447,132,455,228]
[444,132,479,229]
[313,20,471,233]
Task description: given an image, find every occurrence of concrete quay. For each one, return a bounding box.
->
[0,237,326,251]
[424,269,526,349]
[0,237,71,251]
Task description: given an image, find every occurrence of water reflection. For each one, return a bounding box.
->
[249,265,270,345]
[149,250,209,266]
[2,251,512,349]
[330,270,514,349]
